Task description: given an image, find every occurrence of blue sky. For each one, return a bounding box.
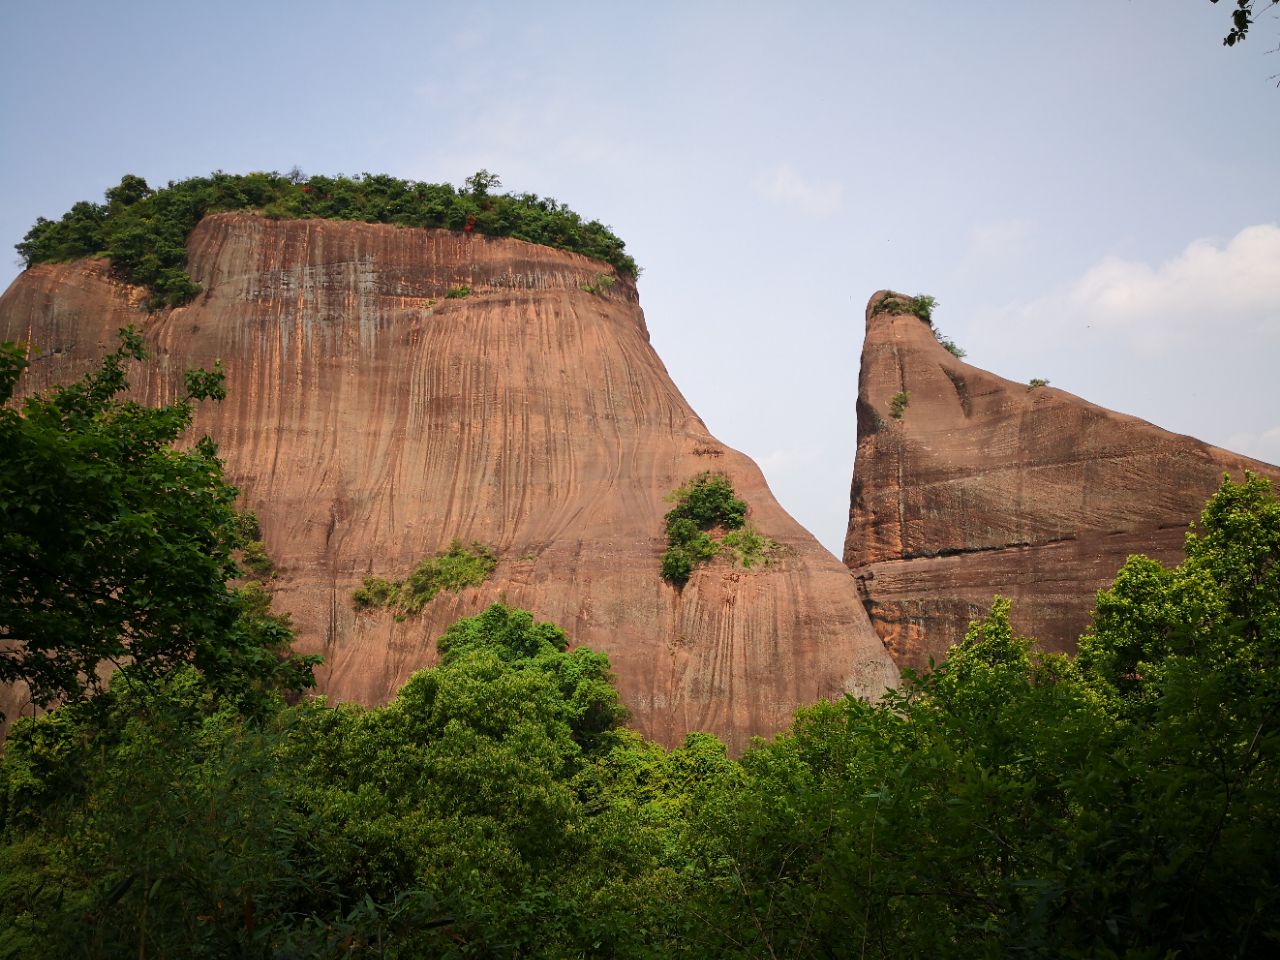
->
[2,1,1277,554]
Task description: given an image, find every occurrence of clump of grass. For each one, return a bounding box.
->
[721,526,779,568]
[661,473,747,586]
[353,539,497,616]
[890,391,910,419]
[1028,378,1050,389]
[579,273,616,296]
[445,285,471,299]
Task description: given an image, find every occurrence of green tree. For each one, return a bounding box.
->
[464,168,502,198]
[1213,0,1280,46]
[0,330,314,722]
[17,170,638,309]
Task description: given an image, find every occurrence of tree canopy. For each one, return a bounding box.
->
[1213,0,1280,46]
[16,170,637,309]
[1,332,1277,958]
[0,330,315,722]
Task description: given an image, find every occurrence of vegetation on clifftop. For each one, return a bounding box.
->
[16,169,638,308]
[872,291,937,323]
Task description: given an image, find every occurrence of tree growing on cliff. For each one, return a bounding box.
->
[0,330,315,722]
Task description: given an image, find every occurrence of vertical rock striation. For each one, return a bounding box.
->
[844,290,1280,670]
[0,214,898,749]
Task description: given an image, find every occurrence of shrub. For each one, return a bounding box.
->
[660,473,749,586]
[907,295,937,322]
[665,473,747,531]
[870,292,936,323]
[233,510,262,544]
[890,391,910,419]
[445,285,471,299]
[352,540,497,615]
[352,576,398,610]
[1028,377,1050,389]
[934,328,966,358]
[239,539,275,579]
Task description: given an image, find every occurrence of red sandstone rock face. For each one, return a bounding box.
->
[844,290,1280,670]
[0,214,898,749]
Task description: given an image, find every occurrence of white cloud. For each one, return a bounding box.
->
[963,223,1280,471]
[1020,224,1278,350]
[752,164,844,217]
[971,223,1280,357]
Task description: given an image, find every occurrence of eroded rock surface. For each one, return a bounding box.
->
[0,215,897,748]
[844,290,1280,670]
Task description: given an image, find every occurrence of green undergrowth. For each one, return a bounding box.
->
[890,390,910,419]
[17,169,637,309]
[353,539,497,618]
[720,526,779,568]
[661,473,777,585]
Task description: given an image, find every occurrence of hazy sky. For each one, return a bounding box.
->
[2,1,1277,554]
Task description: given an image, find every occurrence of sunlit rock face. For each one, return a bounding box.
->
[0,214,898,749]
[844,290,1280,671]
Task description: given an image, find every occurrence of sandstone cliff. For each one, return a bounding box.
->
[0,214,898,749]
[844,290,1280,670]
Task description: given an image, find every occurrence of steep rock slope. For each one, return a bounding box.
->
[0,214,897,749]
[844,291,1280,670]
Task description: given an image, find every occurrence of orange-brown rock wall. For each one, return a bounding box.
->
[1,215,898,749]
[845,290,1280,670]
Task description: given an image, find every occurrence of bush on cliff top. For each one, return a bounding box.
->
[17,170,638,308]
[872,292,937,323]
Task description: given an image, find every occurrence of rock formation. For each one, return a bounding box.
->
[844,291,1280,670]
[0,214,898,749]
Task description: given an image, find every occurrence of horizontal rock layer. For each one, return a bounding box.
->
[0,215,898,749]
[844,291,1280,670]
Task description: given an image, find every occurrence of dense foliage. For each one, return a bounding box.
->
[660,472,748,585]
[0,331,315,721]
[3,339,1278,957]
[16,169,637,308]
[353,540,497,617]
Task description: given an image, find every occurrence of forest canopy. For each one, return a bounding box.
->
[1,342,1277,958]
[16,170,638,309]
